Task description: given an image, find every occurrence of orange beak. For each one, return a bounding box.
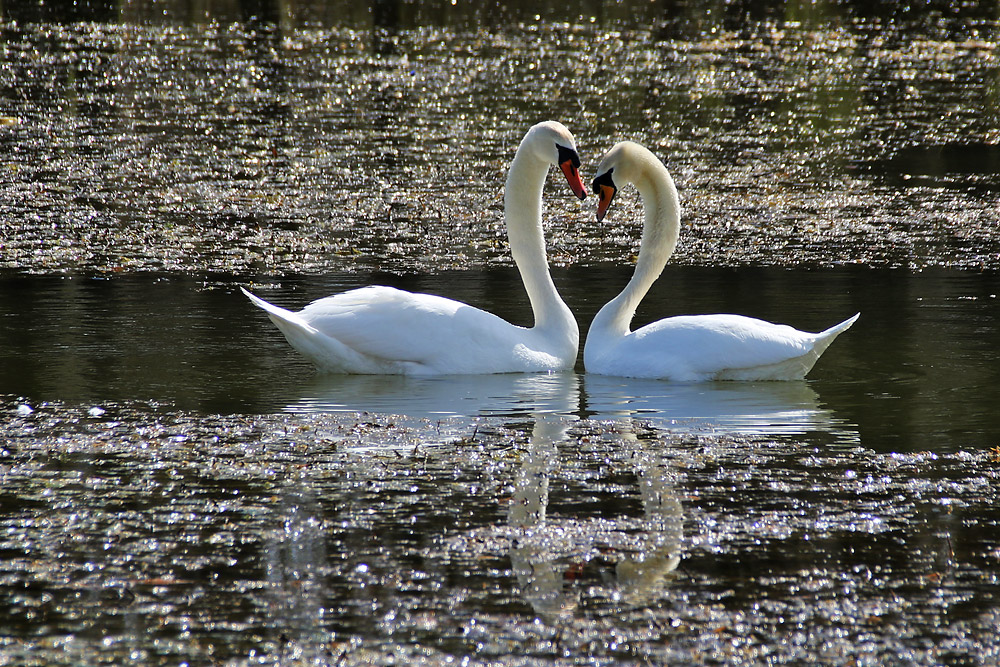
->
[560,159,587,200]
[596,183,616,222]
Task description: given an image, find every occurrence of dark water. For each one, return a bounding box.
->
[3,267,1000,453]
[3,2,1000,665]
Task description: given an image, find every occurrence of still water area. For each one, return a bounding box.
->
[3,267,1000,453]
[3,2,1000,665]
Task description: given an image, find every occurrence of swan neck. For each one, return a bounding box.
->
[504,148,574,335]
[592,163,680,339]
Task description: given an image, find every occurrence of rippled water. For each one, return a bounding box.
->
[3,2,1000,273]
[3,2,1000,665]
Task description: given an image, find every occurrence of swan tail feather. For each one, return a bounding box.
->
[809,311,859,355]
[722,313,860,381]
[819,312,860,339]
[792,312,860,378]
[241,287,313,329]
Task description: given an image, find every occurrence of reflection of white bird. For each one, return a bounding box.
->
[615,446,683,607]
[243,121,586,374]
[508,415,576,621]
[285,371,581,421]
[585,141,859,381]
[582,375,855,438]
[507,413,683,619]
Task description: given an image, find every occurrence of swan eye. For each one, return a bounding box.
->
[593,169,618,222]
[556,144,580,168]
[592,168,616,193]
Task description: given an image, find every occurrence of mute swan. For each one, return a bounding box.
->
[584,141,858,381]
[243,121,586,375]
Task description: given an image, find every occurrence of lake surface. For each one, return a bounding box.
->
[3,267,1000,454]
[3,2,1000,665]
[0,267,1000,451]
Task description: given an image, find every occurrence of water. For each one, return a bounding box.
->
[3,5,1000,274]
[3,267,998,451]
[3,2,1000,665]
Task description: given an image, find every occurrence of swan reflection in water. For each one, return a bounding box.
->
[581,375,856,438]
[285,371,580,419]
[281,373,858,619]
[508,412,683,619]
[283,371,856,440]
[284,372,582,445]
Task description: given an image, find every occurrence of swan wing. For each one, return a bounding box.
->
[301,287,514,370]
[594,313,858,381]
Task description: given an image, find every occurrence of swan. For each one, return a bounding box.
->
[584,141,859,381]
[242,121,586,375]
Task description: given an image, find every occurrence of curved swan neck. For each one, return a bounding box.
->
[592,157,680,338]
[504,143,575,335]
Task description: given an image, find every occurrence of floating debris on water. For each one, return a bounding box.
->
[1,396,999,664]
[2,20,1000,274]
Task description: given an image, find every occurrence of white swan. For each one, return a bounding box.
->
[243,121,586,375]
[584,141,859,381]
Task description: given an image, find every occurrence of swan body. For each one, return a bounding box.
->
[245,121,586,375]
[584,141,858,381]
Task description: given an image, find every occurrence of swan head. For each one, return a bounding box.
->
[593,168,618,222]
[592,141,658,222]
[525,121,587,200]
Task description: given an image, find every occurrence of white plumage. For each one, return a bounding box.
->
[585,141,858,381]
[244,121,586,375]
